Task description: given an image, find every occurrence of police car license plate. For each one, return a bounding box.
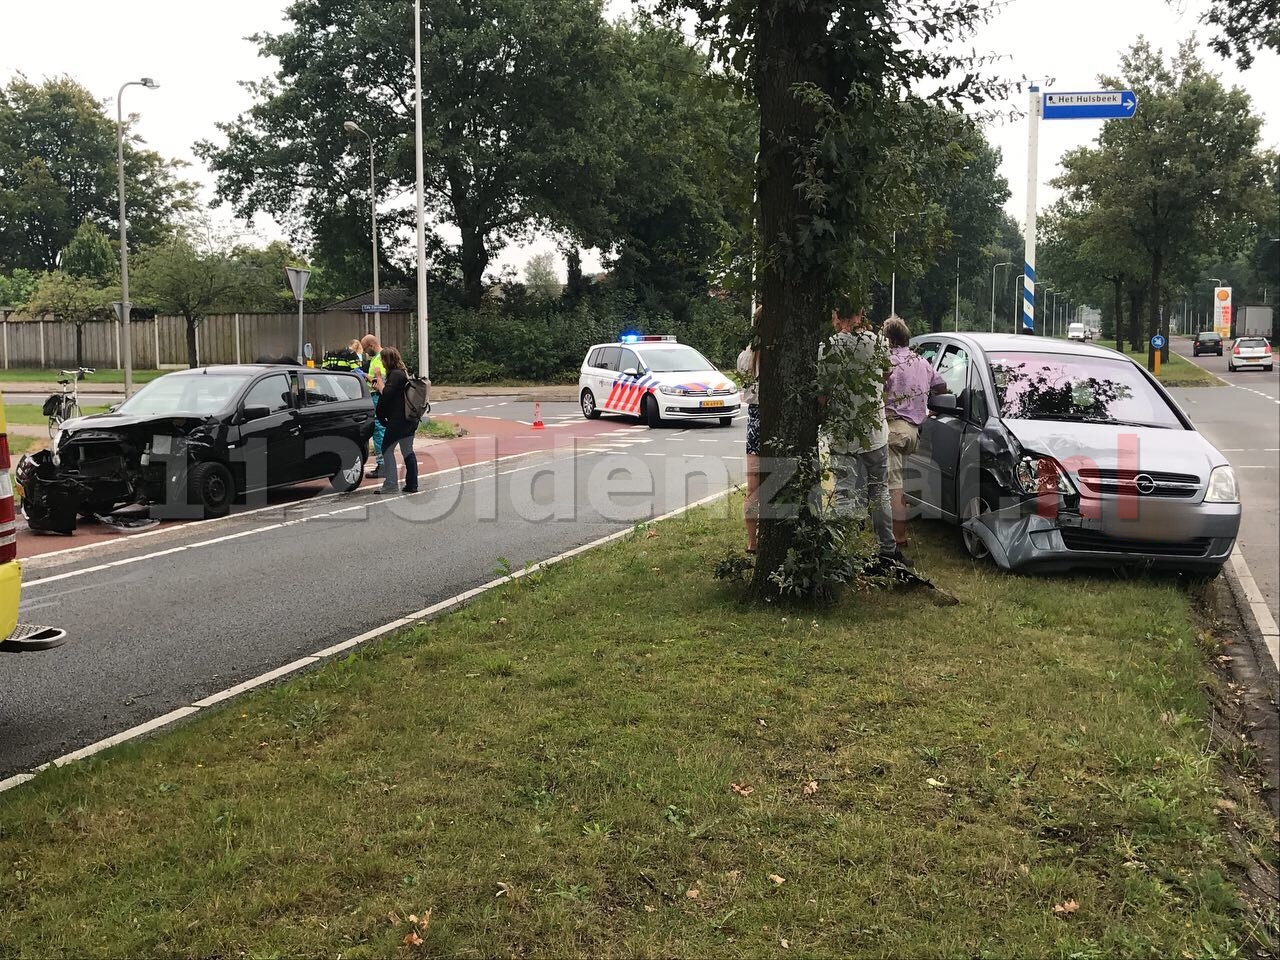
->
[701,399,724,408]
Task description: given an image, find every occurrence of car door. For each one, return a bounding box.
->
[907,339,946,516]
[928,344,973,520]
[296,371,372,481]
[596,346,622,412]
[615,348,644,414]
[236,372,302,491]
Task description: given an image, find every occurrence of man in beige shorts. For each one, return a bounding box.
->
[881,316,945,550]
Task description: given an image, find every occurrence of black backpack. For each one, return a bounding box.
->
[403,375,430,421]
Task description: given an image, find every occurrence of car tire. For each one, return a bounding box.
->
[960,494,994,562]
[1228,363,1235,372]
[641,394,662,429]
[719,415,734,427]
[188,461,234,519]
[581,389,600,420]
[1266,365,1274,372]
[330,450,367,494]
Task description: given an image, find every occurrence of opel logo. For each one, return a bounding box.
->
[1134,474,1156,495]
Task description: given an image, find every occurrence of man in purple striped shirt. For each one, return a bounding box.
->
[882,316,946,550]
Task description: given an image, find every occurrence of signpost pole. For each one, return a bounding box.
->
[1021,86,1040,336]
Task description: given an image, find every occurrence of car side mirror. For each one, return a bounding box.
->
[928,393,960,415]
[240,404,272,422]
[107,402,121,413]
[622,367,640,377]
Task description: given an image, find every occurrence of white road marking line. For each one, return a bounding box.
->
[1,487,734,796]
[1228,548,1280,675]
[22,449,551,587]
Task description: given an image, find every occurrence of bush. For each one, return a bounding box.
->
[424,284,749,383]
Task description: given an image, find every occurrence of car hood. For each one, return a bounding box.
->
[643,371,738,393]
[1003,419,1228,479]
[59,411,217,436]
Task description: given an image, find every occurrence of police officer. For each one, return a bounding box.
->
[360,334,387,478]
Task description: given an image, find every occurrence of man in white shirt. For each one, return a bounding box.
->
[819,302,901,563]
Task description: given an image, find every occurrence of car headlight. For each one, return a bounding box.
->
[659,385,690,396]
[1204,465,1239,503]
[50,429,63,466]
[1015,455,1076,496]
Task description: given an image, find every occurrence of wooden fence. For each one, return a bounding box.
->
[0,312,415,371]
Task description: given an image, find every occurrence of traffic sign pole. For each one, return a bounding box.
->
[1021,85,1040,335]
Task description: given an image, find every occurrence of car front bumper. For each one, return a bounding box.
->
[658,400,741,419]
[964,495,1241,575]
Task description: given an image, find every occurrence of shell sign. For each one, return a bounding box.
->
[1214,287,1232,339]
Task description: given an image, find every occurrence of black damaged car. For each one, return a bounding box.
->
[16,364,374,533]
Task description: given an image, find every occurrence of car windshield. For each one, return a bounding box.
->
[114,373,251,418]
[637,346,716,373]
[988,352,1183,429]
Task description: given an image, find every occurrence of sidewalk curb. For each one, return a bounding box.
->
[1223,547,1280,698]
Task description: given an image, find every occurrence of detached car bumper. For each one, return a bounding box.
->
[964,496,1241,575]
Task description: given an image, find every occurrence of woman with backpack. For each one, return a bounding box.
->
[374,346,419,494]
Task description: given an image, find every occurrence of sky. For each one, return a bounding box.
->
[3,0,1277,282]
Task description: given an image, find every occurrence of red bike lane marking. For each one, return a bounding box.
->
[17,415,634,559]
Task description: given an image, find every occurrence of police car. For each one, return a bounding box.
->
[579,336,740,427]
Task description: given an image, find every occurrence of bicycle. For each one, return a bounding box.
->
[43,367,94,436]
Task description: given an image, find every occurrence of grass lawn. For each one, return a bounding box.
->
[417,417,466,440]
[0,501,1274,957]
[0,368,164,384]
[1108,346,1221,387]
[2,403,111,426]
[8,434,46,457]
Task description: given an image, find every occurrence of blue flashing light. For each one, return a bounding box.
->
[621,333,640,343]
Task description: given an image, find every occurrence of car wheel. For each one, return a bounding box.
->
[1228,363,1235,372]
[960,495,993,561]
[719,415,734,427]
[331,450,366,494]
[1266,365,1274,372]
[581,389,600,420]
[188,461,234,519]
[641,394,662,429]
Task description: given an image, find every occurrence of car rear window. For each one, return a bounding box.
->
[1238,338,1268,348]
[1198,332,1221,341]
[988,352,1183,429]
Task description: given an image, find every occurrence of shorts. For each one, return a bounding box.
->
[886,418,919,489]
[746,404,761,456]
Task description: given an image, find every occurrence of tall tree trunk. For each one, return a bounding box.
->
[186,316,199,368]
[1128,287,1143,353]
[750,1,829,596]
[1111,276,1124,352]
[460,225,490,309]
[1146,250,1163,371]
[1160,290,1171,364]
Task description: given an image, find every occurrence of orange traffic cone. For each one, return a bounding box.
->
[531,401,546,430]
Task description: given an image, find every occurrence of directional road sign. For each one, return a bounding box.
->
[361,303,391,313]
[1150,334,1167,350]
[1042,90,1138,120]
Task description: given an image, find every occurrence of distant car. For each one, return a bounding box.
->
[1228,337,1273,372]
[579,336,740,427]
[17,364,374,533]
[904,333,1240,579]
[1067,322,1086,341]
[1193,331,1224,356]
[1084,328,1095,341]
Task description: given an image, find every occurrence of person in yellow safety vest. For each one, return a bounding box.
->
[361,334,388,478]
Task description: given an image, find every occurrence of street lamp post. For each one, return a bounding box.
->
[991,261,1012,332]
[117,77,158,398]
[954,255,961,330]
[413,0,429,382]
[343,120,381,341]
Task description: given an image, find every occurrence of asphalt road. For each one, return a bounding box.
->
[3,400,749,777]
[1167,337,1279,628]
